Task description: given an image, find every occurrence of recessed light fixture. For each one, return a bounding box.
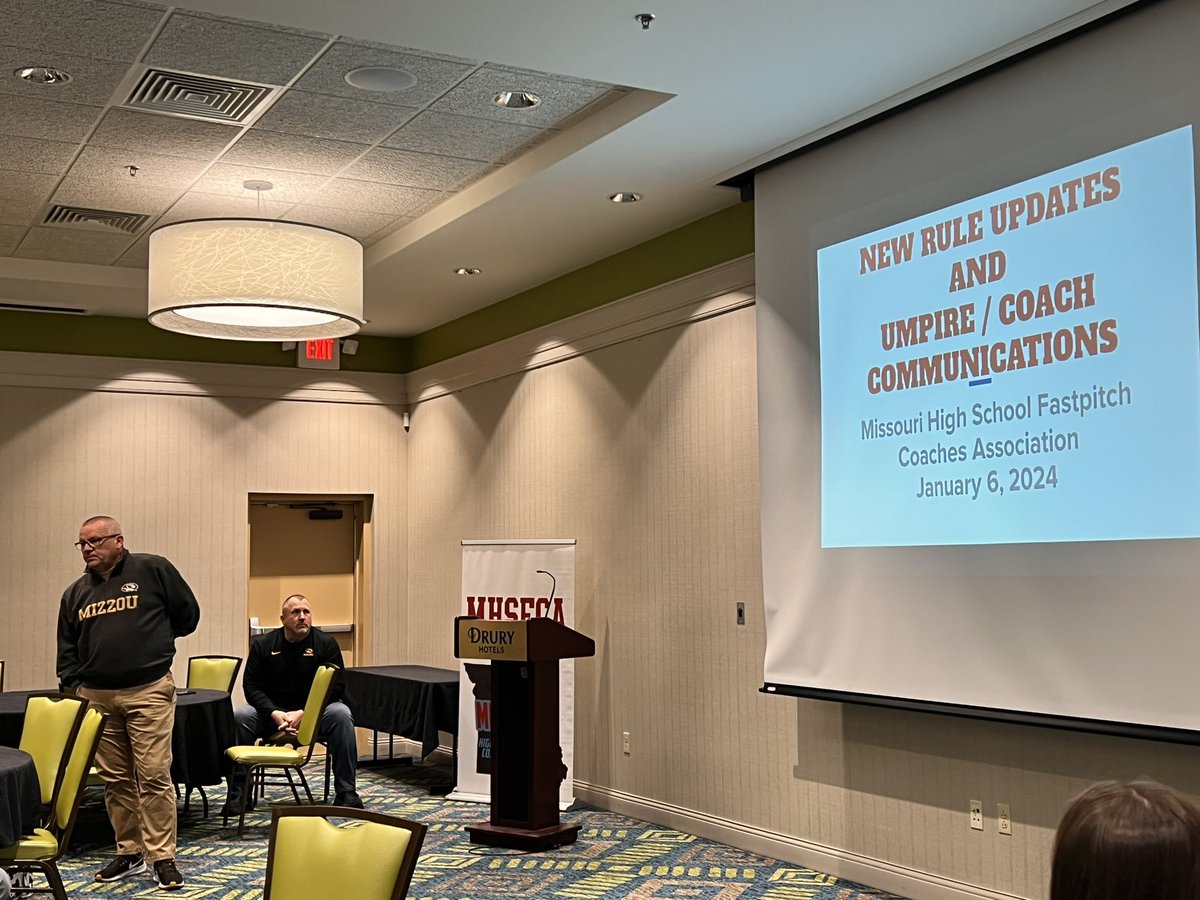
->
[608,192,643,204]
[14,66,72,85]
[453,267,481,276]
[493,91,541,109]
[344,66,416,92]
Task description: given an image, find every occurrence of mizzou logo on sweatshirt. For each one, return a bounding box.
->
[77,594,139,621]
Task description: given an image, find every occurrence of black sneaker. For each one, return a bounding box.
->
[333,791,364,808]
[95,854,146,882]
[154,859,184,891]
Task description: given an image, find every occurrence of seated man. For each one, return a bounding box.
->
[222,594,361,814]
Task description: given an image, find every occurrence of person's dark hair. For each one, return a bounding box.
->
[1050,779,1200,900]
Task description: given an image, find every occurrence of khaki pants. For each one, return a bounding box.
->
[79,674,177,862]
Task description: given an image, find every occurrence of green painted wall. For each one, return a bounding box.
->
[0,200,752,375]
[406,201,754,370]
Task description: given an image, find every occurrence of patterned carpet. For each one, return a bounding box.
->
[37,763,909,900]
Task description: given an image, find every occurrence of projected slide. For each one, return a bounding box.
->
[818,126,1199,547]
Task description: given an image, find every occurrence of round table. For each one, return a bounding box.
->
[0,688,236,786]
[0,745,40,846]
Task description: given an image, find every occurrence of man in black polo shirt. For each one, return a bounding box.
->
[222,594,360,814]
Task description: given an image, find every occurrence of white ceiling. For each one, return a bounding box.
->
[0,0,1135,338]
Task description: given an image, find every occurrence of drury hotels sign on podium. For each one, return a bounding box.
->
[456,620,530,660]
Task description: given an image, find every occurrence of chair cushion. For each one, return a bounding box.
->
[0,828,59,860]
[226,745,303,765]
[269,816,412,899]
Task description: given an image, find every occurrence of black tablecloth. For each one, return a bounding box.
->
[171,689,237,785]
[342,665,458,759]
[0,746,40,846]
[0,688,236,787]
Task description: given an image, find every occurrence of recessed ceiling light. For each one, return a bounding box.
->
[608,192,643,204]
[14,66,72,85]
[453,267,481,276]
[493,91,541,109]
[344,66,416,92]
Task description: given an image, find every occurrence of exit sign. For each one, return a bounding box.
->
[296,339,341,370]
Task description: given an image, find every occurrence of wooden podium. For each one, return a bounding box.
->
[454,616,594,850]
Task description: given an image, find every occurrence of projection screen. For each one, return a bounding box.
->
[755,0,1200,737]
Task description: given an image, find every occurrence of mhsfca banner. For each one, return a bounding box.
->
[449,539,577,806]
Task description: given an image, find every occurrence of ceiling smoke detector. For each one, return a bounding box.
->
[344,66,416,92]
[493,90,541,109]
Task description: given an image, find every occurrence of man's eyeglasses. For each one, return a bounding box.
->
[74,534,121,551]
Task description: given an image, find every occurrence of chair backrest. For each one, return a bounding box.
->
[49,708,107,847]
[264,806,427,900]
[296,665,337,747]
[18,693,88,806]
[187,655,243,692]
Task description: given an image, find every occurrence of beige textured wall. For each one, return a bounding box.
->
[4,300,1200,899]
[404,304,1200,900]
[0,371,408,690]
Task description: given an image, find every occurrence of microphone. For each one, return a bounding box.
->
[535,569,556,614]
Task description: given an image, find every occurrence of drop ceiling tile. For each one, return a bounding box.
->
[221,130,368,176]
[114,236,149,268]
[0,135,79,175]
[4,0,163,62]
[430,67,613,128]
[382,110,542,162]
[0,96,103,143]
[342,148,484,191]
[15,226,134,264]
[0,195,44,227]
[287,204,398,241]
[293,41,476,108]
[192,164,328,204]
[0,225,25,256]
[92,109,240,161]
[0,171,60,208]
[254,90,417,144]
[51,175,180,216]
[67,145,208,192]
[0,45,133,106]
[146,12,329,86]
[158,191,292,224]
[306,178,441,217]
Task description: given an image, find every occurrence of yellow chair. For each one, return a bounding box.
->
[1,708,108,900]
[264,806,426,900]
[224,665,338,838]
[178,655,243,817]
[186,655,242,692]
[17,694,88,824]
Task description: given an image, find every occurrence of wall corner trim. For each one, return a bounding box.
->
[0,350,406,406]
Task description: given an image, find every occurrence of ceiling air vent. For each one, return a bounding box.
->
[44,205,149,234]
[123,68,273,123]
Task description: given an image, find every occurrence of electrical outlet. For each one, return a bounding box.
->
[969,799,983,831]
[622,731,631,755]
[736,602,746,625]
[997,803,1012,835]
